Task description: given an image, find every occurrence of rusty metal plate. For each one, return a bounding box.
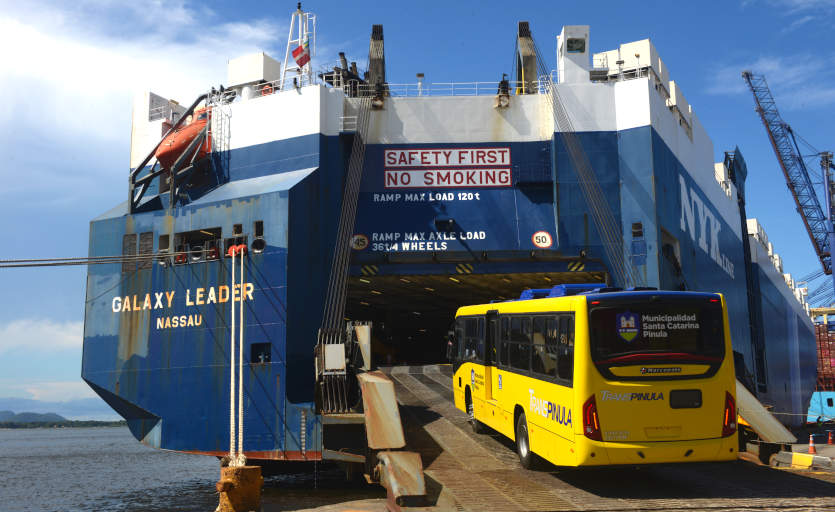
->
[377,450,426,508]
[358,371,406,449]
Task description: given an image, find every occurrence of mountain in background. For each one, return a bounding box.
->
[0,410,67,422]
[0,397,118,421]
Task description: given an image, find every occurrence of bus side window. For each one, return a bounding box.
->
[476,317,485,361]
[509,316,532,372]
[558,315,574,383]
[454,318,465,360]
[500,317,510,366]
[464,318,478,362]
[531,316,553,378]
[545,316,559,378]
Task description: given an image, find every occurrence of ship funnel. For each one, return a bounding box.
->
[367,24,386,87]
[367,24,387,108]
[516,21,537,95]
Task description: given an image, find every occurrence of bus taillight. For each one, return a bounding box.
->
[583,395,602,441]
[722,392,737,437]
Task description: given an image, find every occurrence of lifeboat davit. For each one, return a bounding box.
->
[155,107,212,170]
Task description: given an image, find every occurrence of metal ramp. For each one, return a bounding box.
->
[736,379,796,444]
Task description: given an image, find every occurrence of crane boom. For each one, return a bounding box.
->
[742,71,832,274]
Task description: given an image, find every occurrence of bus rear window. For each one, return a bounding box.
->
[589,298,724,366]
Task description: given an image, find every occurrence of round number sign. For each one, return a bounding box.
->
[532,231,553,249]
[351,234,369,251]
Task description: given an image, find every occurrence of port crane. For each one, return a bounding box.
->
[742,71,835,306]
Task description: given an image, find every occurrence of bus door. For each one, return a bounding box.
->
[484,310,498,401]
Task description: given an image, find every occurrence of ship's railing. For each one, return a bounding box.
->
[247,74,319,97]
[340,79,560,98]
[220,70,566,100]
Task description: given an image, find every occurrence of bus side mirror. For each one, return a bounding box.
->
[445,332,455,361]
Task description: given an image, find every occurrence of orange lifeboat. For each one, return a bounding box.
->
[155,107,212,170]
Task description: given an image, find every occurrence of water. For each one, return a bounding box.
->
[2,427,384,512]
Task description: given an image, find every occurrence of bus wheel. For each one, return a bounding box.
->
[759,442,779,466]
[465,389,486,434]
[515,412,535,469]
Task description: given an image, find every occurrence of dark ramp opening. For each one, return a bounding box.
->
[346,270,605,365]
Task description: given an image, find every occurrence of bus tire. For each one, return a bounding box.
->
[515,411,535,469]
[465,388,486,434]
[759,442,779,466]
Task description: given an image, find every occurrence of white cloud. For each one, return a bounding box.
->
[705,54,835,110]
[0,318,83,354]
[0,1,352,207]
[771,0,835,11]
[0,1,286,203]
[781,14,815,32]
[744,0,835,11]
[14,380,97,402]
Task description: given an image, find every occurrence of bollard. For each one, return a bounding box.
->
[828,430,834,445]
[216,465,263,512]
[809,433,817,455]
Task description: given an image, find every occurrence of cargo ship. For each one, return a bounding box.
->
[81,6,816,466]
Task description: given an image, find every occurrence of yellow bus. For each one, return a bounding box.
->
[451,284,738,468]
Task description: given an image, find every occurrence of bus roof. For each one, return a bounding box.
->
[455,289,723,317]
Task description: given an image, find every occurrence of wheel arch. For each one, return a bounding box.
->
[513,404,525,441]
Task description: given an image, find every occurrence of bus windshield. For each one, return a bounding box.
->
[589,297,725,366]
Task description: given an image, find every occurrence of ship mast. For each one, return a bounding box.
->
[281,2,316,89]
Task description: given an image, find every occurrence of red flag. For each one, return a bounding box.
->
[292,36,310,67]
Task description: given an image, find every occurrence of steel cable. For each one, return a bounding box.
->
[321,85,372,332]
[0,250,207,268]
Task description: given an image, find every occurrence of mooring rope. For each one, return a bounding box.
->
[229,249,237,462]
[237,252,245,466]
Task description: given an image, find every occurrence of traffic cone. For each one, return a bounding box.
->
[828,431,834,445]
[809,433,817,454]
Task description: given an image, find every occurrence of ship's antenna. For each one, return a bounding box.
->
[281,3,316,89]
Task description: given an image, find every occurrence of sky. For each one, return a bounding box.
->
[0,0,833,412]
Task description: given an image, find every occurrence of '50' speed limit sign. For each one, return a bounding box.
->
[532,231,553,249]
